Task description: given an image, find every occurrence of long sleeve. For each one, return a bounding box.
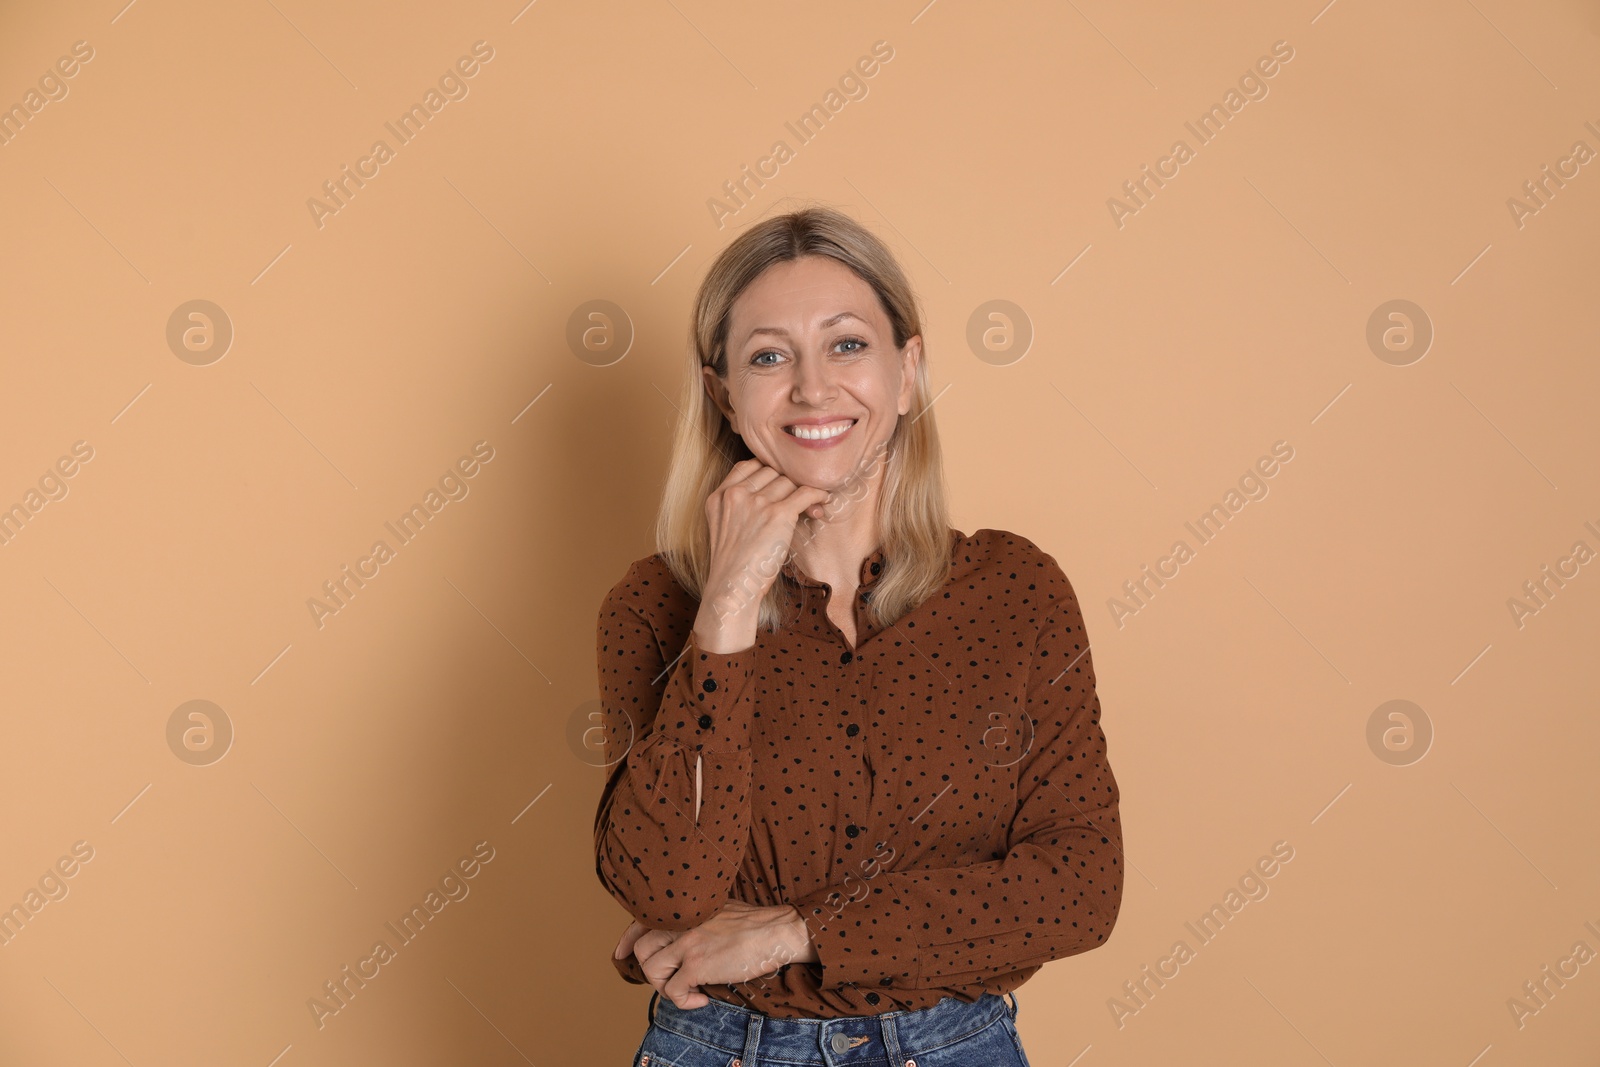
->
[790,579,1123,990]
[592,578,763,933]
[612,947,649,986]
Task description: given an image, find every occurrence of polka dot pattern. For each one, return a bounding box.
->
[593,527,1123,1018]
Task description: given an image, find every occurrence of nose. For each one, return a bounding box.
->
[791,348,838,406]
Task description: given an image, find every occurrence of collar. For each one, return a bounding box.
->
[778,529,963,591]
[780,543,888,591]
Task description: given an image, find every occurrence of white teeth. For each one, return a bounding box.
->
[786,419,855,440]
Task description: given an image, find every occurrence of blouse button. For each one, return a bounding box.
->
[840,650,853,665]
[702,678,718,692]
[846,723,860,737]
[865,991,880,1005]
[870,562,881,575]
[845,824,860,838]
[879,976,894,986]
[697,714,713,729]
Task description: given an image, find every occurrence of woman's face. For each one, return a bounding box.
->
[704,254,920,493]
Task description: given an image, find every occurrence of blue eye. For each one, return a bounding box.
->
[750,337,867,365]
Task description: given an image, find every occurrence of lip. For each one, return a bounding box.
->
[783,416,859,428]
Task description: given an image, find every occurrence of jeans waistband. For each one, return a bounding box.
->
[646,988,1018,1065]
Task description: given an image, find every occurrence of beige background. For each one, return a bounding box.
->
[1,0,1597,1064]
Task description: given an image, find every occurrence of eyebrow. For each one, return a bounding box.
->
[742,311,866,343]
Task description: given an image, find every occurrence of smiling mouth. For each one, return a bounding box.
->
[784,418,857,440]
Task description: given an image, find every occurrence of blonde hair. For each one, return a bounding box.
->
[654,203,953,633]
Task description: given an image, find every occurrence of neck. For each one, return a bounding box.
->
[789,485,882,587]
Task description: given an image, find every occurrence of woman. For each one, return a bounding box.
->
[593,205,1123,1066]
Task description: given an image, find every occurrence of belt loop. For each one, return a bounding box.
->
[739,1008,763,1066]
[880,1003,903,1065]
[1004,990,1019,1020]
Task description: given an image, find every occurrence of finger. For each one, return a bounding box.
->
[613,921,646,959]
[786,485,833,513]
[728,464,786,497]
[747,476,831,515]
[717,458,769,492]
[706,465,783,534]
[619,922,659,961]
[663,966,708,1010]
[632,929,672,965]
[706,463,758,524]
[639,950,676,992]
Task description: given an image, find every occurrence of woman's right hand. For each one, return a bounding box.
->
[695,459,832,654]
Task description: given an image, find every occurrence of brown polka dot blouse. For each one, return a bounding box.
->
[592,527,1123,1018]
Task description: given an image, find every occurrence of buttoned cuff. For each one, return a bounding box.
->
[652,630,760,753]
[792,875,923,991]
[612,950,648,986]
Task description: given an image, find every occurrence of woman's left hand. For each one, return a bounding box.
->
[614,901,817,1009]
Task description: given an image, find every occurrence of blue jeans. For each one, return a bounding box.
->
[630,988,1032,1066]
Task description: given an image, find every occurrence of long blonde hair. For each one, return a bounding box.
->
[654,203,953,632]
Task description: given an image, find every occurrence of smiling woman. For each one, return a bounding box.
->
[592,205,1123,1067]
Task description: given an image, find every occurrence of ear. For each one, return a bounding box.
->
[897,335,922,416]
[701,364,737,429]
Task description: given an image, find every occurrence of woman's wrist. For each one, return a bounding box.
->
[693,605,759,654]
[785,904,819,964]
